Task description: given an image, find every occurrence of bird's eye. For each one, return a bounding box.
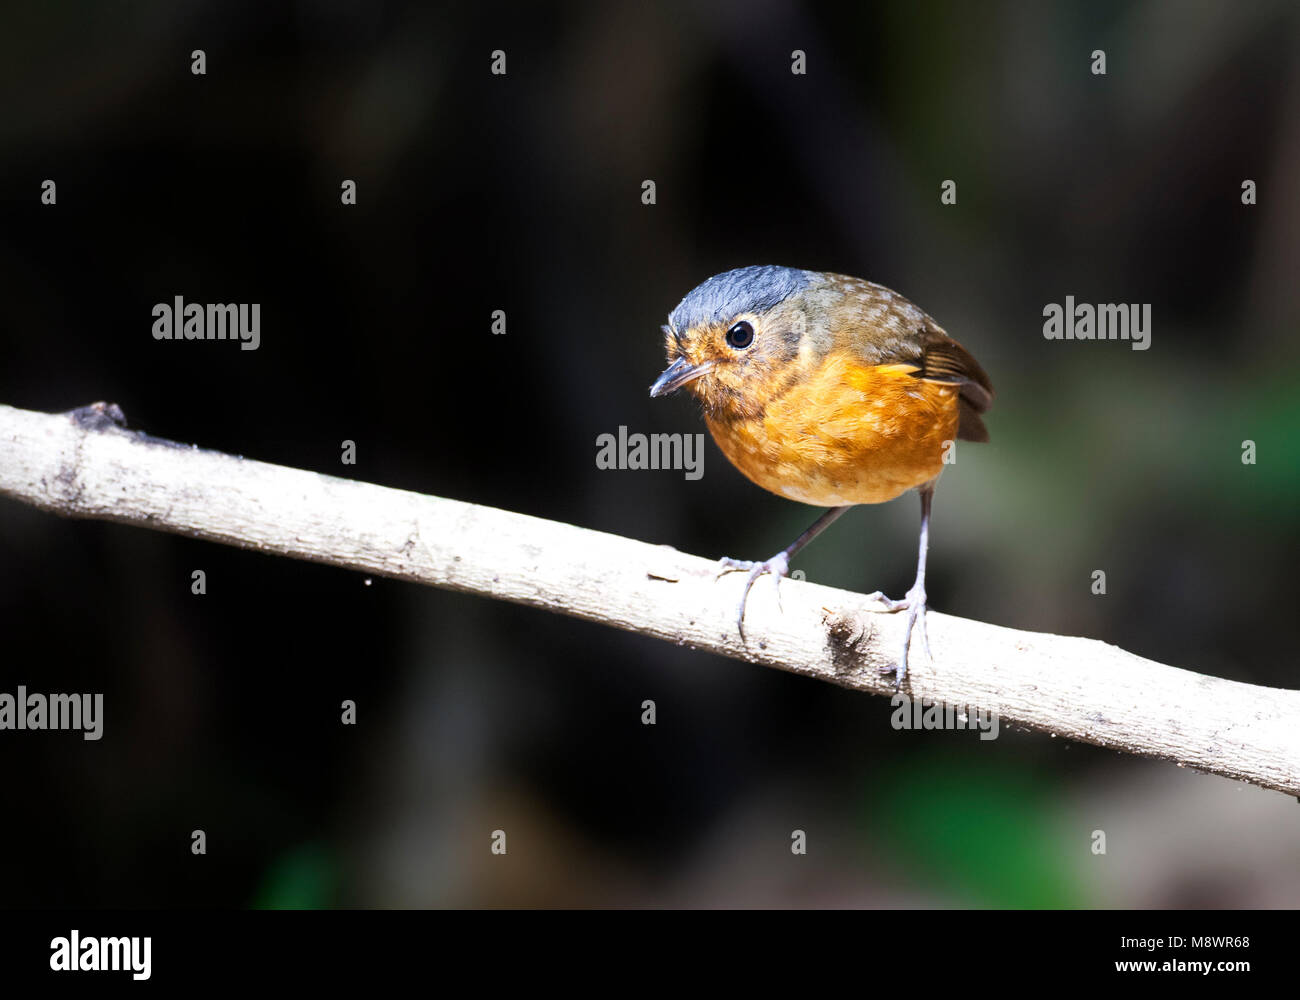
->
[726,321,754,349]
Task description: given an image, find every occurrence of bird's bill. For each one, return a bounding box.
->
[649,357,711,397]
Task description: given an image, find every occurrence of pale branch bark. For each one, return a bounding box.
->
[2,401,1298,795]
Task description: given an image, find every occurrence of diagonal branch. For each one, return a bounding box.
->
[2,401,1298,795]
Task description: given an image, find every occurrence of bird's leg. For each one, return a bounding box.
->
[718,505,851,637]
[865,484,934,689]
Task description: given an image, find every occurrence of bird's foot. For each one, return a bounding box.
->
[717,551,791,637]
[865,583,932,690]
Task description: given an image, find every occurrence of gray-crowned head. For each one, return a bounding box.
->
[650,265,814,418]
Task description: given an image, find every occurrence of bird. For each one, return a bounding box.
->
[649,265,993,686]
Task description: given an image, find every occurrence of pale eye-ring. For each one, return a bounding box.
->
[726,320,754,349]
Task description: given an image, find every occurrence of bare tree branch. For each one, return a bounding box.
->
[3,401,1298,795]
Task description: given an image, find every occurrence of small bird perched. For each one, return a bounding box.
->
[650,265,993,686]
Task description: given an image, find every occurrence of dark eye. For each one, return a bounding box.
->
[726,320,754,349]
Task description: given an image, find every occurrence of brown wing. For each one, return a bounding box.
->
[914,325,995,443]
[841,279,994,442]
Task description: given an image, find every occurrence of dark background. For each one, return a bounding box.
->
[1,0,1298,907]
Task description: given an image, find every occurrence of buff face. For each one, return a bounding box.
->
[657,296,813,421]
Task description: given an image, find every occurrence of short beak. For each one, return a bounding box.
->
[649,357,710,397]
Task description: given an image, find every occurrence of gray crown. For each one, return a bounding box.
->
[668,265,810,333]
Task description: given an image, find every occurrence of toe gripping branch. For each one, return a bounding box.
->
[718,486,935,689]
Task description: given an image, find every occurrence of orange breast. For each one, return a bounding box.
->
[705,355,960,506]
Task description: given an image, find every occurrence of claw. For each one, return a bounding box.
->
[873,585,931,690]
[717,551,790,637]
[864,589,907,612]
[711,507,851,642]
